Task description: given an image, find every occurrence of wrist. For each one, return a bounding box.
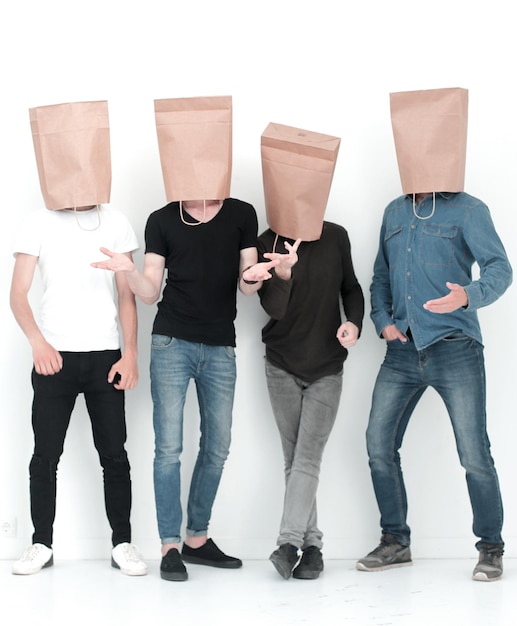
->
[242,265,259,285]
[275,267,292,281]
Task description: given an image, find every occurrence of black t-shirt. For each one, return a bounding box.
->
[145,198,258,346]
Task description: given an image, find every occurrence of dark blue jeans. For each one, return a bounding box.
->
[30,350,131,548]
[366,334,504,548]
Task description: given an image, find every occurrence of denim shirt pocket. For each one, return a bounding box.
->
[418,224,458,268]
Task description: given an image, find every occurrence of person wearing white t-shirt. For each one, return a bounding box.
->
[10,204,147,576]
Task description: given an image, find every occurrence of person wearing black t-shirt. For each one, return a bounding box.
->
[93,198,278,581]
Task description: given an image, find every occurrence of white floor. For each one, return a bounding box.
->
[2,558,516,625]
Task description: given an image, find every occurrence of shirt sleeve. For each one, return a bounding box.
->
[12,211,44,257]
[462,202,513,311]
[113,212,139,253]
[144,210,168,257]
[339,228,365,333]
[240,203,258,250]
[370,209,397,336]
[257,230,294,320]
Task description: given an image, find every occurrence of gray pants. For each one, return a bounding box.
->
[265,360,343,550]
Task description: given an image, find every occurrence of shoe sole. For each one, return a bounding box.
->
[160,570,188,581]
[12,554,54,576]
[181,555,242,569]
[111,558,147,576]
[356,560,412,572]
[472,572,502,582]
[292,569,322,580]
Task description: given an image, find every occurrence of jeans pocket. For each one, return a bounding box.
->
[442,332,468,342]
[223,346,236,359]
[151,334,175,349]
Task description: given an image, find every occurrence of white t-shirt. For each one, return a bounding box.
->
[13,206,139,351]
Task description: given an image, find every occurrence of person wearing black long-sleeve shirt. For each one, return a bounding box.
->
[258,221,364,579]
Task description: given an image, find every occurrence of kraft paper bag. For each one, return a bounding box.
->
[390,87,468,194]
[29,100,111,210]
[261,123,340,242]
[154,95,232,202]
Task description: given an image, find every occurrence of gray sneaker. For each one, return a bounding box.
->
[269,543,299,579]
[292,546,324,580]
[356,534,412,571]
[472,545,503,582]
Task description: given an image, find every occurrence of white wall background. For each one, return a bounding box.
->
[1,0,515,561]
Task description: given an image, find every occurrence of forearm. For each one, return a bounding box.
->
[116,282,138,357]
[342,283,365,334]
[10,292,46,348]
[258,273,293,319]
[125,267,161,304]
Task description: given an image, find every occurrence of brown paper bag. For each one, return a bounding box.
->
[154,96,232,202]
[29,101,111,210]
[261,123,340,241]
[390,87,468,194]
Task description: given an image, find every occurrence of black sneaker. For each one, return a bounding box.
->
[269,543,299,579]
[472,544,504,582]
[181,538,242,569]
[160,548,188,581]
[356,533,412,571]
[292,546,324,580]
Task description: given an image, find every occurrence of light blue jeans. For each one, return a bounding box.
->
[366,333,504,548]
[266,360,343,550]
[150,336,236,544]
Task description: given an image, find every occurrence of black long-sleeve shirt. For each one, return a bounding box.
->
[258,222,364,382]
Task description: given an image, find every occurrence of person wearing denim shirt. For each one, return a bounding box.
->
[356,190,512,581]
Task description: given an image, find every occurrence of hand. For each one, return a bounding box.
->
[263,239,302,280]
[32,338,63,375]
[91,248,136,273]
[423,282,468,314]
[108,354,138,391]
[381,324,408,343]
[242,259,280,283]
[336,321,359,349]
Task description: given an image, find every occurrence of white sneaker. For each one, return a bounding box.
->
[12,544,54,575]
[111,542,147,576]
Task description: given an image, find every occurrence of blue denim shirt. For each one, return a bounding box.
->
[370,192,513,350]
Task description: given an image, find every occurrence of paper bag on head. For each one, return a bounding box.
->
[154,96,232,202]
[29,101,111,210]
[390,87,468,194]
[261,123,340,242]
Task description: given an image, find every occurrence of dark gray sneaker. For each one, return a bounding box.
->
[292,546,324,580]
[472,545,504,582]
[356,534,412,571]
[269,543,299,579]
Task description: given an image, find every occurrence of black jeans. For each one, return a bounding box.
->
[29,350,132,548]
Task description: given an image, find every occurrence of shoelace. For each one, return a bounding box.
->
[373,541,398,555]
[120,545,142,563]
[21,545,45,562]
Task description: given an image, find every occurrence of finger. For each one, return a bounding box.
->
[99,247,114,257]
[107,364,117,383]
[291,239,302,252]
